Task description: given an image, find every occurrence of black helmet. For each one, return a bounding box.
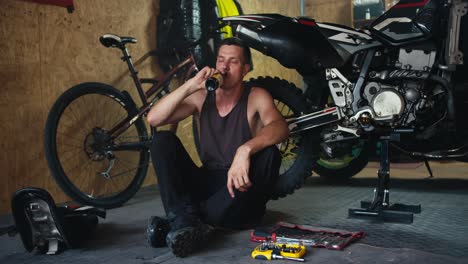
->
[11,187,70,253]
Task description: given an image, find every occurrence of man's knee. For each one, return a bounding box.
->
[150,131,180,152]
[252,145,281,168]
[249,145,281,185]
[265,145,281,160]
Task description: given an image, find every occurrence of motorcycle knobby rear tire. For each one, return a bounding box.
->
[246,77,320,199]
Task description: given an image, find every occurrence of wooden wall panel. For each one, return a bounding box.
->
[305,0,353,27]
[0,0,160,213]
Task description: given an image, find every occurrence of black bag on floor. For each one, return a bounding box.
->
[3,187,106,254]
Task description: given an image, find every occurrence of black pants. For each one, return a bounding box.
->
[150,131,281,229]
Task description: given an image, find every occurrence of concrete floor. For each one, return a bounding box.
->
[1,164,468,264]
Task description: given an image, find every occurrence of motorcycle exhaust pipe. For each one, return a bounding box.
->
[390,142,468,159]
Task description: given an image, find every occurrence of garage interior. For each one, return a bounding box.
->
[1,0,468,263]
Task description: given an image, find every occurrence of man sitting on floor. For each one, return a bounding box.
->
[146,37,289,257]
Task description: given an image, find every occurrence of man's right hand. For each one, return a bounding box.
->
[147,67,215,127]
[185,66,218,94]
[227,145,253,198]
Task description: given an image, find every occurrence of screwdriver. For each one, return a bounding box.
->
[270,253,305,262]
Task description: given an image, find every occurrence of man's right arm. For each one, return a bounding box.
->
[147,67,214,127]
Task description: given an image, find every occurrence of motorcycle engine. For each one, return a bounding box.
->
[321,45,446,157]
[365,82,405,118]
[361,46,441,127]
[363,81,425,125]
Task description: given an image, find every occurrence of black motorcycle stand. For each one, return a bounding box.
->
[348,137,421,224]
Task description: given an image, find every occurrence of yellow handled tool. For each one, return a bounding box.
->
[251,242,306,261]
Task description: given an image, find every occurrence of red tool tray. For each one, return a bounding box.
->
[250,222,365,250]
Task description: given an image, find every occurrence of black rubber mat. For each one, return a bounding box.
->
[1,177,467,263]
[265,177,468,258]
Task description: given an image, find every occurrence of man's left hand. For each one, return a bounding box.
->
[227,146,252,198]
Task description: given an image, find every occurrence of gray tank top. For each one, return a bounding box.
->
[199,87,252,169]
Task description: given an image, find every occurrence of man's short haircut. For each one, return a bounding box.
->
[218,37,252,66]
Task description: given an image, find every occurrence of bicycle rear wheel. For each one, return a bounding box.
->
[44,82,150,208]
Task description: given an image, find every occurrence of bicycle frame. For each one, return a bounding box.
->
[107,46,199,146]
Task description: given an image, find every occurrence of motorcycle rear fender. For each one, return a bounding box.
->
[223,14,348,75]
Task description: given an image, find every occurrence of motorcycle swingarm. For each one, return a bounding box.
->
[287,107,342,134]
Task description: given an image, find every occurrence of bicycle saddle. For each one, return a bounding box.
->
[99,34,137,48]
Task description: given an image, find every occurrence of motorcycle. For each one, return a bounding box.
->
[219,0,468,203]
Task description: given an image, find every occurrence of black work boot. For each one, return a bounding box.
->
[165,214,214,257]
[146,216,170,248]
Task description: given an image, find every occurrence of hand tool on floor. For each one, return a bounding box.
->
[251,229,316,246]
[251,242,306,262]
[250,223,365,250]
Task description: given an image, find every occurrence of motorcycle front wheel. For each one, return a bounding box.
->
[313,140,369,181]
[309,83,371,182]
[44,83,150,208]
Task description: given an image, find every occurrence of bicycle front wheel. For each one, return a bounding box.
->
[44,82,150,208]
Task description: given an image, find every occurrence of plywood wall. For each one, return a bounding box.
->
[0,0,160,213]
[305,0,353,27]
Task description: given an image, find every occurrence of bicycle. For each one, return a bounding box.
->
[44,33,200,209]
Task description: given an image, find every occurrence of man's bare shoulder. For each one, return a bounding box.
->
[249,86,274,103]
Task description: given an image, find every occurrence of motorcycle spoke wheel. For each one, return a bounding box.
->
[314,139,369,181]
[274,99,301,175]
[316,143,364,169]
[245,77,318,199]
